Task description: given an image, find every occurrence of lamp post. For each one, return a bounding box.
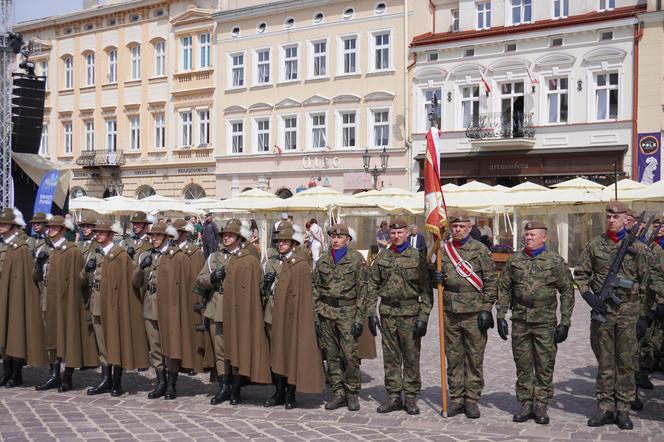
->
[362,146,389,190]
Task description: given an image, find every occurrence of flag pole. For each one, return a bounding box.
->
[436,232,448,417]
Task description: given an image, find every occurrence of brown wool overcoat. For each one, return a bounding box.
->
[181,241,207,372]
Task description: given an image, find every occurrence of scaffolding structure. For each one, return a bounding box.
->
[0,0,14,208]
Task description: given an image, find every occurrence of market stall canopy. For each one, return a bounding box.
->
[619,179,664,202]
[100,195,140,215]
[185,197,221,211]
[210,188,281,212]
[441,183,459,192]
[274,186,359,211]
[138,194,199,215]
[12,152,73,209]
[492,184,509,192]
[551,177,605,190]
[600,179,646,200]
[69,196,107,213]
[351,187,422,214]
[508,181,548,192]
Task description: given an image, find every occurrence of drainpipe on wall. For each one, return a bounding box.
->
[428,0,436,34]
[632,21,644,179]
[404,0,411,190]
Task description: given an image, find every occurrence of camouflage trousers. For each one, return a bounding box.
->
[511,320,557,405]
[380,315,421,398]
[319,316,361,394]
[639,319,664,372]
[590,301,639,412]
[444,311,487,403]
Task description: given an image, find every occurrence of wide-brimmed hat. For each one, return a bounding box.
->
[46,215,75,231]
[148,222,178,238]
[93,218,123,235]
[30,212,51,224]
[221,218,251,242]
[78,214,98,227]
[0,208,26,228]
[130,211,156,224]
[172,218,195,234]
[273,224,304,245]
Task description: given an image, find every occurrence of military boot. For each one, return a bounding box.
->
[210,375,232,405]
[0,358,13,387]
[513,402,534,422]
[58,367,75,392]
[534,403,550,425]
[148,370,167,399]
[636,371,654,390]
[87,365,112,395]
[404,396,420,415]
[444,402,465,417]
[110,366,123,397]
[324,393,347,410]
[587,409,615,427]
[616,411,633,430]
[464,400,481,419]
[229,375,242,405]
[264,375,286,407]
[631,388,644,411]
[347,393,360,411]
[5,359,23,388]
[376,396,402,413]
[285,384,297,409]
[164,371,177,400]
[36,362,61,391]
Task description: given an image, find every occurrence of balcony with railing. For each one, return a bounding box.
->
[76,150,126,167]
[465,112,536,149]
[175,146,214,160]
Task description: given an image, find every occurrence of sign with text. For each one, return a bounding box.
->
[637,133,661,185]
[33,170,59,215]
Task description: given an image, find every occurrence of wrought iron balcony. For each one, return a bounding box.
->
[76,150,126,168]
[465,112,535,141]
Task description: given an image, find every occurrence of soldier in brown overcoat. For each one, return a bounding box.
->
[120,211,154,264]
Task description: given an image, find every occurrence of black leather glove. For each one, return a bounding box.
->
[413,320,427,339]
[430,269,444,285]
[315,320,322,339]
[478,310,494,332]
[85,258,97,273]
[368,315,380,336]
[655,303,664,320]
[350,323,363,339]
[581,291,607,315]
[126,246,135,258]
[139,255,152,270]
[211,267,225,285]
[553,324,569,344]
[497,318,509,341]
[36,251,49,262]
[636,316,650,340]
[262,272,276,293]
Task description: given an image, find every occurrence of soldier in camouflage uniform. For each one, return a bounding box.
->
[574,201,652,429]
[368,217,432,415]
[313,224,367,412]
[430,213,497,419]
[496,220,574,425]
[120,211,154,265]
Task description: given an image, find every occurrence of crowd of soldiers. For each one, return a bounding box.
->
[0,200,662,431]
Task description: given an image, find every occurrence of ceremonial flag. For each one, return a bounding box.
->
[479,72,491,95]
[273,144,283,155]
[424,127,447,240]
[526,66,539,87]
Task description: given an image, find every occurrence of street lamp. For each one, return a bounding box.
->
[362,146,389,189]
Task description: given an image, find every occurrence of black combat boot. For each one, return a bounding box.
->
[58,367,75,392]
[230,374,242,405]
[587,409,615,427]
[631,387,644,411]
[5,359,23,388]
[615,411,634,430]
[464,400,481,419]
[210,375,232,405]
[36,362,61,391]
[164,371,178,400]
[376,396,402,413]
[110,366,123,397]
[0,358,13,387]
[324,392,347,410]
[444,401,465,417]
[534,403,550,425]
[148,370,167,399]
[404,396,420,415]
[87,365,112,395]
[285,384,297,409]
[513,402,534,422]
[636,370,654,390]
[347,393,360,411]
[264,375,286,407]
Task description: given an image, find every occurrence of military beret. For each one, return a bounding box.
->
[327,223,351,239]
[388,218,409,229]
[605,201,628,214]
[524,220,547,231]
[448,213,471,224]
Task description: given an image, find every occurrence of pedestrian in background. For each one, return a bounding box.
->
[202,213,219,258]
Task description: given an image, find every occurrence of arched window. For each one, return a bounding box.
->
[136,185,156,200]
[276,188,293,199]
[71,187,87,199]
[183,183,206,200]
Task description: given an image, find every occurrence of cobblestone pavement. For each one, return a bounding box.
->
[1,293,663,441]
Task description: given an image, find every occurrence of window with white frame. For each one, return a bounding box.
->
[40,61,48,90]
[477,2,491,30]
[424,89,442,129]
[283,116,297,150]
[64,57,73,89]
[511,0,532,25]
[599,0,615,11]
[130,45,141,79]
[451,9,459,32]
[154,40,166,76]
[231,53,244,87]
[85,53,95,85]
[311,113,326,148]
[283,45,298,81]
[198,109,210,146]
[340,111,357,148]
[182,36,193,71]
[595,72,619,120]
[341,36,358,74]
[85,121,94,151]
[372,31,390,71]
[39,123,48,156]
[312,40,327,77]
[256,119,270,152]
[130,116,140,150]
[461,85,480,128]
[256,49,270,84]
[200,33,211,68]
[181,111,193,147]
[108,49,117,83]
[546,77,568,123]
[231,121,244,153]
[64,123,73,154]
[154,114,165,148]
[554,0,569,18]
[106,119,117,152]
[372,110,389,147]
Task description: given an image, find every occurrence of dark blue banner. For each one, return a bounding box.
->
[32,170,59,216]
[637,133,661,185]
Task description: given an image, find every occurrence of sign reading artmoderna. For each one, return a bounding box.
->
[120,167,211,177]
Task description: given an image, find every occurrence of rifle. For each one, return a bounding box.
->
[593,212,653,323]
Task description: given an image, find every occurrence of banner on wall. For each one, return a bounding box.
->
[637,133,661,185]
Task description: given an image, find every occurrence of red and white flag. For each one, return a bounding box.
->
[479,72,491,95]
[526,66,539,86]
[273,144,283,155]
[424,128,447,241]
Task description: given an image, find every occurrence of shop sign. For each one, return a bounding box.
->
[302,155,340,170]
[637,133,661,184]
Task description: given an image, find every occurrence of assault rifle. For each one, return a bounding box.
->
[592,212,654,323]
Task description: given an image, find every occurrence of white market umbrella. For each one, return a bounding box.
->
[69,196,108,213]
[441,183,459,192]
[211,188,281,212]
[620,179,664,202]
[508,181,548,192]
[352,187,422,215]
[139,194,198,215]
[186,197,221,211]
[551,177,604,190]
[275,186,359,211]
[601,179,646,200]
[100,195,140,215]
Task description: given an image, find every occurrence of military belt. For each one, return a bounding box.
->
[514,298,556,309]
[320,295,356,307]
[380,298,418,308]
